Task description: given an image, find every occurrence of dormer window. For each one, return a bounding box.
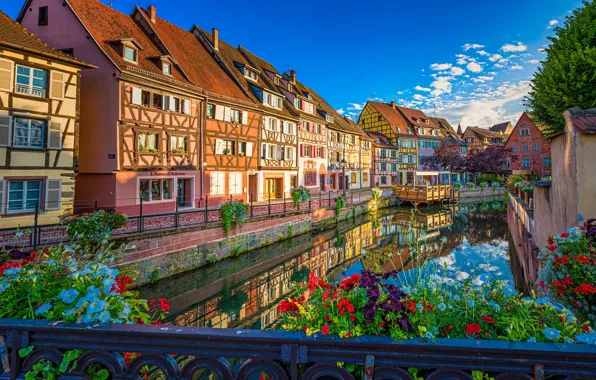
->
[123,46,138,63]
[425,120,429,124]
[274,76,280,85]
[326,114,334,123]
[244,67,258,81]
[162,62,172,76]
[263,91,282,109]
[416,118,421,123]
[288,83,293,92]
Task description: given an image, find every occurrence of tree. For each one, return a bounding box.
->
[420,143,465,171]
[525,0,596,136]
[463,146,513,174]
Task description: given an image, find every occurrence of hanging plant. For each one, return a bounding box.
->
[60,210,128,249]
[480,182,488,191]
[452,182,462,190]
[290,186,310,209]
[290,266,311,284]
[466,182,476,190]
[491,182,500,192]
[335,194,348,216]
[217,282,248,316]
[218,200,249,235]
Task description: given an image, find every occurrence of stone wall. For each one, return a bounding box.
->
[507,201,540,287]
[459,188,505,198]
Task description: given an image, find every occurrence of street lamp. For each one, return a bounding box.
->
[340,159,347,195]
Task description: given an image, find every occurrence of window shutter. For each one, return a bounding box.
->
[214,139,223,155]
[48,120,62,149]
[0,115,12,147]
[246,142,253,157]
[0,180,4,214]
[223,107,231,122]
[131,87,142,105]
[263,116,269,130]
[169,96,176,111]
[214,105,224,120]
[50,71,65,100]
[261,143,266,159]
[241,111,248,125]
[299,144,304,157]
[45,179,62,210]
[183,99,191,115]
[0,59,14,93]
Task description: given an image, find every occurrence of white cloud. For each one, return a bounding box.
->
[348,103,364,111]
[488,54,503,62]
[450,66,465,76]
[500,42,528,53]
[431,89,444,97]
[463,43,485,51]
[510,65,524,70]
[456,54,470,65]
[472,76,494,83]
[430,63,452,71]
[467,61,483,73]
[415,85,431,92]
[477,50,489,56]
[430,76,453,94]
[547,19,559,28]
[336,108,345,115]
[526,59,540,64]
[413,94,426,101]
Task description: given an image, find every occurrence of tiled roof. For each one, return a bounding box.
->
[396,106,441,129]
[567,108,596,134]
[0,10,93,68]
[66,0,190,83]
[134,8,251,102]
[468,126,505,139]
[344,117,372,140]
[430,117,462,141]
[367,102,415,137]
[366,131,395,148]
[489,122,511,134]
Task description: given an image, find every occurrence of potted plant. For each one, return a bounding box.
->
[479,182,488,192]
[290,186,310,209]
[223,148,231,155]
[466,182,475,190]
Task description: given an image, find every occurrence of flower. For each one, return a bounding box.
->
[59,289,80,304]
[502,286,516,296]
[321,325,330,335]
[437,303,446,311]
[481,315,495,324]
[542,328,561,340]
[466,323,481,335]
[527,337,537,343]
[576,334,596,345]
[35,303,52,316]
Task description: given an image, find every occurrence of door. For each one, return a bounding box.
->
[177,179,187,207]
[319,174,325,191]
[248,174,258,202]
[265,178,282,199]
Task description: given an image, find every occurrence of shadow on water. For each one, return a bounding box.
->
[139,198,522,330]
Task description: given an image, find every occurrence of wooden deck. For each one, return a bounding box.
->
[392,185,458,208]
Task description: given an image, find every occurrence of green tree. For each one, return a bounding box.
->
[525,0,596,136]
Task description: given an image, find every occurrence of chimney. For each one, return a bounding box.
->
[212,28,219,51]
[390,100,396,108]
[148,6,156,23]
[290,70,296,83]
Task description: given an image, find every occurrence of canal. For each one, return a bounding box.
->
[140,198,521,330]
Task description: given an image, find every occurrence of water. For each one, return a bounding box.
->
[140,198,517,330]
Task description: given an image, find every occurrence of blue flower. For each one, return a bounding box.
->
[543,328,561,340]
[467,300,475,307]
[86,286,101,298]
[98,310,112,323]
[86,298,107,314]
[35,303,52,315]
[64,308,77,317]
[576,334,596,345]
[502,287,516,297]
[578,214,584,223]
[0,280,10,292]
[479,273,492,283]
[534,297,551,305]
[3,268,21,277]
[438,303,446,311]
[526,337,536,343]
[59,289,80,304]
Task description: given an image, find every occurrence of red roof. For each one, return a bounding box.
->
[66,0,190,83]
[567,108,596,134]
[366,102,415,137]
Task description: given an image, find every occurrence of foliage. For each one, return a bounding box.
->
[537,223,596,324]
[420,143,465,172]
[291,186,310,209]
[371,187,383,200]
[479,182,488,191]
[478,174,505,185]
[217,282,248,316]
[61,210,127,249]
[525,0,596,136]
[466,182,475,190]
[453,183,462,190]
[218,200,249,235]
[335,194,347,216]
[507,174,527,187]
[291,266,310,284]
[463,146,513,174]
[491,182,500,191]
[514,180,534,193]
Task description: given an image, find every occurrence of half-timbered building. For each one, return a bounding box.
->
[20,0,209,215]
[190,32,300,201]
[0,10,94,228]
[367,131,399,188]
[462,127,505,155]
[358,101,418,185]
[395,106,443,165]
[345,117,372,189]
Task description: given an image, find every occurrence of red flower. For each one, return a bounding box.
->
[408,301,417,313]
[577,255,590,263]
[350,314,357,322]
[466,323,481,335]
[561,232,570,239]
[481,315,495,324]
[548,245,558,252]
[582,324,591,333]
[548,237,555,245]
[321,325,330,335]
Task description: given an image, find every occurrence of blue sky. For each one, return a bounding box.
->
[4,0,583,127]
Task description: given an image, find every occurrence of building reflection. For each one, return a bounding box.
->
[144,201,510,330]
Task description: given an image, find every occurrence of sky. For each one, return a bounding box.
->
[3,0,583,128]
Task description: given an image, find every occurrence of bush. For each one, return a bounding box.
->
[290,186,310,209]
[507,174,527,187]
[478,174,505,184]
[335,194,347,216]
[466,182,475,190]
[537,222,596,324]
[452,182,462,190]
[479,182,488,191]
[218,200,249,235]
[61,210,127,248]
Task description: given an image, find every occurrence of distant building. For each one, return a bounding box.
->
[462,127,506,155]
[504,112,551,178]
[489,121,513,138]
[366,131,399,188]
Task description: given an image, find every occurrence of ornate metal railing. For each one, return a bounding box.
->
[0,319,595,380]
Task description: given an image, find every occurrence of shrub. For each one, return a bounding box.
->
[452,182,462,190]
[466,182,475,190]
[290,186,310,209]
[478,174,505,184]
[61,210,127,248]
[218,200,249,235]
[537,223,596,323]
[335,194,347,216]
[491,182,500,191]
[479,182,488,191]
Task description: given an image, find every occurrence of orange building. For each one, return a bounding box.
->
[504,112,551,178]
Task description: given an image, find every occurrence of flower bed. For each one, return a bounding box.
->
[538,219,596,325]
[61,210,127,248]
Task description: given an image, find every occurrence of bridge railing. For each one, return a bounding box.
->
[0,319,595,380]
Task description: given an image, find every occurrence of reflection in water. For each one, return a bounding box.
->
[140,199,515,330]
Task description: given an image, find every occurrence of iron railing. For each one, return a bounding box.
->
[0,319,594,379]
[0,189,378,250]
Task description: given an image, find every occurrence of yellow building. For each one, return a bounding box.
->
[0,12,94,228]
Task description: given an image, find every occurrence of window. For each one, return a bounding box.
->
[210,172,225,196]
[7,180,42,213]
[59,48,75,56]
[13,118,45,149]
[522,158,530,168]
[230,109,242,123]
[380,163,387,171]
[266,117,278,132]
[533,143,540,151]
[303,145,312,157]
[223,140,235,155]
[303,101,315,114]
[335,152,341,162]
[38,6,48,25]
[141,90,151,107]
[294,98,301,109]
[391,150,397,158]
[244,67,258,81]
[362,172,369,182]
[137,132,158,153]
[316,146,324,158]
[288,83,293,91]
[152,93,163,110]
[326,114,334,123]
[380,176,387,185]
[304,171,316,186]
[274,76,280,85]
[380,149,386,158]
[504,159,511,169]
[229,172,242,195]
[123,46,138,63]
[391,163,397,171]
[520,128,530,136]
[162,62,172,76]
[543,157,552,168]
[407,128,412,134]
[263,92,282,109]
[466,137,474,143]
[170,135,187,154]
[522,144,529,151]
[282,121,295,135]
[512,145,518,152]
[206,104,215,119]
[16,65,47,97]
[351,173,357,183]
[143,179,172,201]
[350,135,355,144]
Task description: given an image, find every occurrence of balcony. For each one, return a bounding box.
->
[15,84,46,98]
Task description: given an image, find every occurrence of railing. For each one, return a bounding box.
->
[15,84,46,98]
[393,185,455,204]
[0,189,375,250]
[0,319,595,379]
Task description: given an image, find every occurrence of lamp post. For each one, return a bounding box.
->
[340,159,347,195]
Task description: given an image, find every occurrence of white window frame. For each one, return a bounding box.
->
[13,117,46,149]
[123,45,138,63]
[0,58,14,93]
[7,180,42,214]
[138,177,175,203]
[15,65,47,98]
[210,172,226,196]
[229,172,242,195]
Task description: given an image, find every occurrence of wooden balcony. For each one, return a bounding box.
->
[392,185,457,207]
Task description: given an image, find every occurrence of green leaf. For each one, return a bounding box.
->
[18,346,35,358]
